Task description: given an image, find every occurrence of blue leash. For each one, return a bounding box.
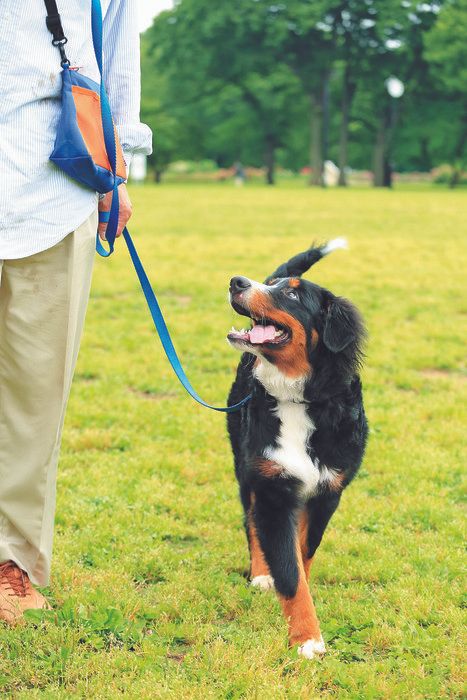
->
[98,213,251,412]
[125,225,251,413]
[91,0,119,258]
[92,0,250,412]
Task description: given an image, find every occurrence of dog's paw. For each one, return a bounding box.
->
[250,575,274,591]
[297,636,326,660]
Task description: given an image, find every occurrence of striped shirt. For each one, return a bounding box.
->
[0,0,152,259]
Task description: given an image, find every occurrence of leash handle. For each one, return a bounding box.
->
[121,226,251,413]
[91,0,119,257]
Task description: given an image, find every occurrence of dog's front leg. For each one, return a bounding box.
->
[253,495,325,659]
[247,503,274,590]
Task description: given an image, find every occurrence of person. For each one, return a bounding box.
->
[0,0,152,624]
[234,161,246,186]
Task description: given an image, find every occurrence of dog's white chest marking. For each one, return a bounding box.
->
[264,401,320,496]
[254,360,337,496]
[253,360,309,403]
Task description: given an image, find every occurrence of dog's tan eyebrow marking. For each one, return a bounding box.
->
[289,278,300,288]
[311,329,319,351]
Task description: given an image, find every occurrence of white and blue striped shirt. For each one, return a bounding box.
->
[0,0,152,259]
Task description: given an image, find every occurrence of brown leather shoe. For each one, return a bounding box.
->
[0,560,50,625]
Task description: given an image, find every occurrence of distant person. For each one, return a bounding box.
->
[234,161,246,186]
[0,0,152,624]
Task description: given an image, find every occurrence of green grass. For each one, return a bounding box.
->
[1,183,465,699]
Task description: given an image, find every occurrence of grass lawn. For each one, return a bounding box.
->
[1,183,465,698]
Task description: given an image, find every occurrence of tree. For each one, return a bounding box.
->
[424,0,467,185]
[139,0,466,185]
[140,40,180,182]
[258,1,337,186]
[330,2,382,185]
[345,1,442,186]
[145,1,302,184]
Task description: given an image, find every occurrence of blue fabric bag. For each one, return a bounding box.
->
[44,0,123,255]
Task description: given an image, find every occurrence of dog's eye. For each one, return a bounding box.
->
[284,288,299,300]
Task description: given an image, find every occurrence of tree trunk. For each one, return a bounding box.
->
[383,158,393,188]
[265,136,275,185]
[338,67,355,187]
[373,119,386,187]
[373,108,392,188]
[155,169,163,184]
[449,103,467,188]
[419,136,431,172]
[309,92,323,187]
[322,75,330,168]
[449,168,461,188]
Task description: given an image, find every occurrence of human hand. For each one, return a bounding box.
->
[98,183,132,240]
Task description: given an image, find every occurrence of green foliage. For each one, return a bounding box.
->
[425,0,467,94]
[432,163,467,184]
[24,600,151,651]
[423,0,467,179]
[0,183,465,697]
[141,0,467,181]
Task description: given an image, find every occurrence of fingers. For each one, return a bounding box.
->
[116,199,133,237]
[97,185,132,241]
[98,191,112,240]
[99,213,131,240]
[98,221,108,240]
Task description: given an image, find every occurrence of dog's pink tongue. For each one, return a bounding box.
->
[249,324,276,344]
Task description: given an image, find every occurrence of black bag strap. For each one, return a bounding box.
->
[43,0,70,66]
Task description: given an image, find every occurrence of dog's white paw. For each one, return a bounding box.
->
[297,636,326,660]
[250,575,274,591]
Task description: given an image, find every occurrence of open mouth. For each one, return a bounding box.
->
[227,315,290,347]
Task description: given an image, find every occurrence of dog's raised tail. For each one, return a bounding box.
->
[265,238,348,283]
[320,237,348,256]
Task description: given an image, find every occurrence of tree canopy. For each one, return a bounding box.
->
[141,0,467,186]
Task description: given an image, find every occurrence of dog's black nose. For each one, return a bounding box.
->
[230,276,251,295]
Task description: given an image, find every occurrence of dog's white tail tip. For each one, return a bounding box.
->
[321,238,348,256]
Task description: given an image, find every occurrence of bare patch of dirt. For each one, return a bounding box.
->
[419,368,466,381]
[75,372,99,383]
[128,386,179,400]
[160,293,192,306]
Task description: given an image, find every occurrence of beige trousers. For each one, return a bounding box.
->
[0,212,97,586]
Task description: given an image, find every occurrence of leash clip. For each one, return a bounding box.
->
[52,37,70,67]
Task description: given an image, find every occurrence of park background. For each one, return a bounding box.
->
[137,0,467,188]
[1,1,465,698]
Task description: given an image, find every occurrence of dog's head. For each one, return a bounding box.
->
[227,244,365,385]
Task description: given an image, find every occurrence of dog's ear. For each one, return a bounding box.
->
[323,297,361,353]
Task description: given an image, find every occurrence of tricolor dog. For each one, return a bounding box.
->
[226,241,368,659]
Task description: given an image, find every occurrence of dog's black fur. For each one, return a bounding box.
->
[226,243,368,655]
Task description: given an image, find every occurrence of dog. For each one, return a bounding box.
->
[226,240,368,660]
